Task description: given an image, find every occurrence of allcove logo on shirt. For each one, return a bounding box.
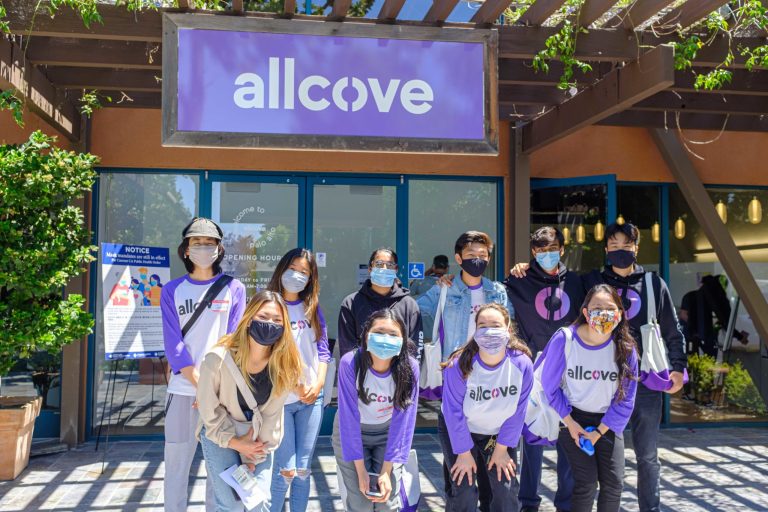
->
[364,388,394,403]
[469,385,518,402]
[177,298,229,315]
[291,319,312,330]
[568,366,619,382]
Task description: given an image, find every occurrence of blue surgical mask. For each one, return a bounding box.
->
[366,333,403,360]
[281,270,309,293]
[370,267,397,287]
[535,251,561,271]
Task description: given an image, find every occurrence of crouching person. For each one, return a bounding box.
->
[333,309,420,512]
[440,303,533,512]
[197,290,303,512]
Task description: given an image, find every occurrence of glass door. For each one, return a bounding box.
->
[531,175,617,273]
[209,177,303,297]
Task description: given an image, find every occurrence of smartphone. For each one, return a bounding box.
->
[365,472,383,497]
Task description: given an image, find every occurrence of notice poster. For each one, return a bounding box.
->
[101,243,171,360]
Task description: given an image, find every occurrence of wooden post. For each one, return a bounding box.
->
[510,122,531,265]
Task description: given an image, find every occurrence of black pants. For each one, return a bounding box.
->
[558,409,624,512]
[438,413,520,512]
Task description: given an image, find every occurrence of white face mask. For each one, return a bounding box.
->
[188,245,218,269]
[281,270,309,293]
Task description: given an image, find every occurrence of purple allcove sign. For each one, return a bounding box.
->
[162,15,499,154]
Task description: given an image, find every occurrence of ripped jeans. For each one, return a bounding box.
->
[269,394,324,512]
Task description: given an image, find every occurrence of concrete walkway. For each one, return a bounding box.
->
[1,428,767,511]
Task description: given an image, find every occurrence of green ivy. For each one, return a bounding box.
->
[0,3,9,33]
[533,19,592,90]
[0,89,24,127]
[0,131,98,376]
[79,90,111,117]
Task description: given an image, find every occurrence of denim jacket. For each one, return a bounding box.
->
[416,276,513,360]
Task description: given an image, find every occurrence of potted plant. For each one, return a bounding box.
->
[0,131,97,480]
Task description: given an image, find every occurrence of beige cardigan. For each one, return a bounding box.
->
[196,345,288,452]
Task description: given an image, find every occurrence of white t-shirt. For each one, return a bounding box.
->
[463,354,524,436]
[467,285,486,340]
[285,302,319,404]
[359,367,396,425]
[562,334,619,414]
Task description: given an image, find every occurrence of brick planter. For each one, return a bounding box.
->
[0,396,43,480]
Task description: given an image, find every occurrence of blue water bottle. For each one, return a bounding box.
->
[579,426,596,456]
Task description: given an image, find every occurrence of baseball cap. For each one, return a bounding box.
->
[183,218,222,240]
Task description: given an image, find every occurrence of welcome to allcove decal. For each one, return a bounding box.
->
[176,29,486,140]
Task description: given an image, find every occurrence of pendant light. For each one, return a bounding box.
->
[616,214,625,225]
[715,200,727,223]
[562,226,571,245]
[674,217,686,240]
[651,221,661,243]
[594,220,605,242]
[576,224,586,244]
[748,196,763,224]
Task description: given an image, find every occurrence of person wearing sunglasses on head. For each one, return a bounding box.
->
[338,247,423,361]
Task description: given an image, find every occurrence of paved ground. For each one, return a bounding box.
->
[1,427,767,511]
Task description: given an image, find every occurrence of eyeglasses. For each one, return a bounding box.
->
[372,260,398,270]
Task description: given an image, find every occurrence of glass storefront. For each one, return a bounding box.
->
[90,171,501,436]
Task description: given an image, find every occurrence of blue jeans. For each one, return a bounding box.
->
[199,427,274,512]
[629,385,663,512]
[519,441,574,510]
[269,396,324,512]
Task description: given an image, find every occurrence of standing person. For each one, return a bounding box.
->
[409,254,450,300]
[503,227,579,512]
[333,309,420,512]
[338,247,423,360]
[440,303,533,512]
[510,222,687,512]
[161,217,246,512]
[196,290,303,512]
[266,248,331,512]
[540,284,638,512]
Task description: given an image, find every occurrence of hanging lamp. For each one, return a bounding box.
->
[748,196,763,224]
[674,217,686,240]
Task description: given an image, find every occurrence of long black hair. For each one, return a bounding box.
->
[356,309,415,411]
[267,248,322,341]
[442,303,531,379]
[573,284,638,401]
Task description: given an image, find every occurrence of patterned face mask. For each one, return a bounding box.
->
[587,309,621,335]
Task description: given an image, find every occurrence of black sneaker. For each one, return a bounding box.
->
[521,508,539,512]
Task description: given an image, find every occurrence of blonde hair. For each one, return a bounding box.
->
[217,290,302,397]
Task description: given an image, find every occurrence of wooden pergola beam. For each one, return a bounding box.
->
[634,91,768,115]
[518,0,567,26]
[329,0,352,19]
[604,0,677,29]
[67,89,161,108]
[654,0,730,31]
[26,37,161,69]
[470,0,512,25]
[521,44,675,153]
[0,36,80,141]
[424,0,460,24]
[232,0,245,14]
[378,0,407,21]
[673,69,768,96]
[599,110,768,131]
[283,0,296,16]
[499,84,569,105]
[578,0,619,27]
[650,127,768,351]
[45,67,161,91]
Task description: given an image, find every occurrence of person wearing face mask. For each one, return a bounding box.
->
[440,303,533,512]
[196,290,303,512]
[539,284,638,512]
[409,254,450,301]
[338,247,423,361]
[265,248,330,512]
[148,273,163,306]
[160,217,246,512]
[503,227,580,512]
[333,309,419,512]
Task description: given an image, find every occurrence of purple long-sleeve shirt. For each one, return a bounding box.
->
[441,349,533,454]
[336,350,419,464]
[540,326,638,434]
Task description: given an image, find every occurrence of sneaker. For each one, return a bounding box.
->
[521,508,539,512]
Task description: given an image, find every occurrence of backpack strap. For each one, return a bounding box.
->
[181,274,234,338]
[645,272,657,324]
[223,351,259,412]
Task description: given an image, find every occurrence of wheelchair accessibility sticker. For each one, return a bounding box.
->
[408,262,425,280]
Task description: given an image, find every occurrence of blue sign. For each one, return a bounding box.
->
[408,262,425,280]
[102,243,170,267]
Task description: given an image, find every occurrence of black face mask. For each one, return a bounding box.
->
[460,257,488,278]
[248,320,284,346]
[608,249,637,269]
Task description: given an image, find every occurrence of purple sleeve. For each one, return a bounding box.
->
[540,330,572,419]
[227,280,246,335]
[316,306,332,364]
[601,348,639,433]
[384,358,420,463]
[161,280,194,372]
[337,352,363,462]
[440,361,474,455]
[497,353,533,448]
